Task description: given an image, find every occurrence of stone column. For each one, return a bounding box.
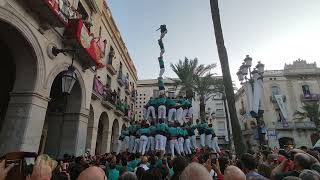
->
[0,92,49,155]
[58,110,89,157]
[85,125,98,155]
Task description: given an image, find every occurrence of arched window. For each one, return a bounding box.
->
[302,85,311,96]
[271,86,280,96]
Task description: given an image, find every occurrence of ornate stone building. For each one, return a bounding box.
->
[235,60,320,150]
[0,0,137,157]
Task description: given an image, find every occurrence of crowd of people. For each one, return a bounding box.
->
[3,144,320,180]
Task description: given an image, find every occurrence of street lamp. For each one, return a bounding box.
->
[237,55,266,149]
[62,65,77,94]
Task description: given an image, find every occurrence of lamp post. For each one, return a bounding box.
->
[237,55,265,149]
[53,47,78,158]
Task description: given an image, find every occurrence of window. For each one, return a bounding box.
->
[271,86,280,96]
[276,110,283,122]
[217,122,226,131]
[77,3,89,21]
[302,85,311,96]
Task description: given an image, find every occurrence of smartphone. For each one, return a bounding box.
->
[5,152,37,180]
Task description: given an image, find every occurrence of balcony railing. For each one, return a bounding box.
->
[117,72,125,86]
[275,121,316,130]
[92,77,104,100]
[64,19,106,69]
[295,121,316,130]
[300,93,320,101]
[106,52,116,75]
[275,122,295,130]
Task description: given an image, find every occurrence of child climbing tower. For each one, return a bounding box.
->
[156,24,167,95]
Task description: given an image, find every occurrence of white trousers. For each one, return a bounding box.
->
[176,108,184,125]
[188,107,193,118]
[116,140,123,155]
[200,134,206,148]
[182,109,188,122]
[133,138,140,153]
[146,106,156,120]
[124,136,129,151]
[178,137,185,154]
[184,138,192,154]
[155,134,162,151]
[158,105,166,120]
[191,135,197,149]
[206,134,213,148]
[159,68,165,77]
[129,135,136,153]
[139,135,148,155]
[170,139,180,157]
[212,136,221,153]
[161,136,167,151]
[146,136,155,152]
[168,108,176,122]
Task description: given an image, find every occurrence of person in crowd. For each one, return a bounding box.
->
[157,94,167,124]
[299,169,320,180]
[166,97,177,123]
[175,98,184,125]
[177,125,186,156]
[186,121,198,150]
[146,121,156,153]
[78,166,106,180]
[133,123,141,154]
[155,118,169,157]
[171,156,188,180]
[146,97,156,121]
[117,125,129,155]
[241,153,266,180]
[158,56,165,78]
[205,124,214,150]
[127,153,141,172]
[119,172,138,180]
[128,121,137,153]
[224,165,246,180]
[180,162,213,180]
[137,121,150,155]
[183,125,192,155]
[197,119,208,149]
[258,153,278,178]
[168,122,181,158]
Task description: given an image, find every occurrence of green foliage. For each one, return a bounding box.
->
[294,103,320,123]
[170,57,221,99]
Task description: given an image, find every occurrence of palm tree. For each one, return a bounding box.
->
[294,103,320,130]
[170,58,222,119]
[210,0,247,155]
[170,57,215,99]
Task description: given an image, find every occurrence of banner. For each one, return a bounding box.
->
[252,79,263,114]
[274,95,288,121]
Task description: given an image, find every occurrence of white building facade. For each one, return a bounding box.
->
[0,0,137,157]
[235,60,320,150]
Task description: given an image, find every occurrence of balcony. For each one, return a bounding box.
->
[64,19,106,69]
[123,116,130,122]
[215,110,225,117]
[92,77,104,100]
[117,73,125,87]
[101,100,115,110]
[300,94,320,101]
[27,0,74,28]
[275,122,295,130]
[295,121,316,130]
[106,64,117,76]
[114,109,124,117]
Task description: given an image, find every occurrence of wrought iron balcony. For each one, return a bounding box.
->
[92,77,104,100]
[295,121,316,130]
[300,93,320,101]
[275,122,295,130]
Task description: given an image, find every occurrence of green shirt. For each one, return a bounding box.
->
[147,99,157,106]
[158,78,164,87]
[197,123,208,134]
[127,159,140,172]
[166,98,176,107]
[107,168,119,180]
[158,57,165,68]
[156,123,168,133]
[157,97,167,106]
[149,125,156,136]
[181,99,191,109]
[168,127,178,137]
[137,127,150,136]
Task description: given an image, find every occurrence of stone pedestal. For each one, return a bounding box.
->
[0,92,49,155]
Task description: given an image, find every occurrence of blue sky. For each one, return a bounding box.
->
[108,0,320,85]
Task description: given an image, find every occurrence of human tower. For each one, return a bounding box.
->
[116,25,221,158]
